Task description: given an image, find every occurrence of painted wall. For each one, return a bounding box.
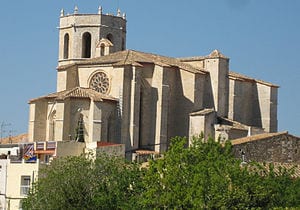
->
[5,160,39,210]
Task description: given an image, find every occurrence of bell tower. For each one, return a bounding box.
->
[58,6,127,66]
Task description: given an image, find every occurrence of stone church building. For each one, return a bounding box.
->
[28,7,278,154]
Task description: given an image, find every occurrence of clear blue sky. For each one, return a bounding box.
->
[0,0,299,137]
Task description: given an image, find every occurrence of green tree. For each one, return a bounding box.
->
[23,136,300,209]
[139,136,300,209]
[22,154,143,210]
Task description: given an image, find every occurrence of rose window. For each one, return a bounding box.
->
[89,72,110,94]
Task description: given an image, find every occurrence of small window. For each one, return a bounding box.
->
[63,33,69,59]
[100,44,105,56]
[82,32,91,58]
[20,176,31,196]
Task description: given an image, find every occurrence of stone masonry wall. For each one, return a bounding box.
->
[232,134,300,163]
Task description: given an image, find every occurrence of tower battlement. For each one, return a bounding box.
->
[58,6,127,66]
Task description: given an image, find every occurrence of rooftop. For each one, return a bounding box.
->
[29,87,118,103]
[57,50,207,74]
[231,131,289,145]
[229,71,279,88]
[0,133,28,144]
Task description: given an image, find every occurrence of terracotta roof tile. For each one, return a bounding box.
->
[0,133,28,144]
[229,71,279,88]
[97,142,120,147]
[251,162,300,178]
[231,131,288,145]
[29,87,118,103]
[58,50,207,74]
[180,49,229,61]
[217,117,250,131]
[207,49,229,59]
[190,108,215,116]
[271,162,300,178]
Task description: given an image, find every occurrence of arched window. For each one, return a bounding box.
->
[106,33,113,44]
[63,33,69,59]
[100,44,105,56]
[75,114,85,142]
[82,32,91,58]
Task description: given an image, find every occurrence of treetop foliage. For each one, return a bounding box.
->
[23,136,300,209]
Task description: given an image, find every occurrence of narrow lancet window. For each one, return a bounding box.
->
[100,44,105,56]
[82,32,91,58]
[63,33,69,59]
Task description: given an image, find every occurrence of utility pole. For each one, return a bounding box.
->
[0,122,11,143]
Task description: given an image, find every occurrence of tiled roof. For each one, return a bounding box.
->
[271,162,300,178]
[190,108,215,116]
[180,49,228,61]
[229,71,279,88]
[57,50,207,74]
[250,162,300,178]
[231,131,288,145]
[0,133,28,144]
[97,142,120,147]
[207,49,228,59]
[136,150,159,155]
[29,87,118,103]
[217,117,249,131]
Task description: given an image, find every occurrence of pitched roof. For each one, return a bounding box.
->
[57,50,207,74]
[207,49,229,59]
[29,87,118,103]
[229,71,279,88]
[217,117,250,131]
[190,108,215,116]
[269,162,300,178]
[231,131,289,145]
[247,162,300,178]
[179,49,229,61]
[0,133,28,144]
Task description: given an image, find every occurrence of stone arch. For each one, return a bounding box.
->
[82,32,91,58]
[63,33,69,59]
[96,38,113,56]
[100,43,105,56]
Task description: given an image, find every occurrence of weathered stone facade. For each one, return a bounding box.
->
[232,132,300,164]
[28,7,278,154]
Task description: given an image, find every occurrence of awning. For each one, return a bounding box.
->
[34,150,55,154]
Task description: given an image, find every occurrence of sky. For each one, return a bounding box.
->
[0,0,299,137]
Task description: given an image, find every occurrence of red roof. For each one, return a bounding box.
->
[97,142,120,147]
